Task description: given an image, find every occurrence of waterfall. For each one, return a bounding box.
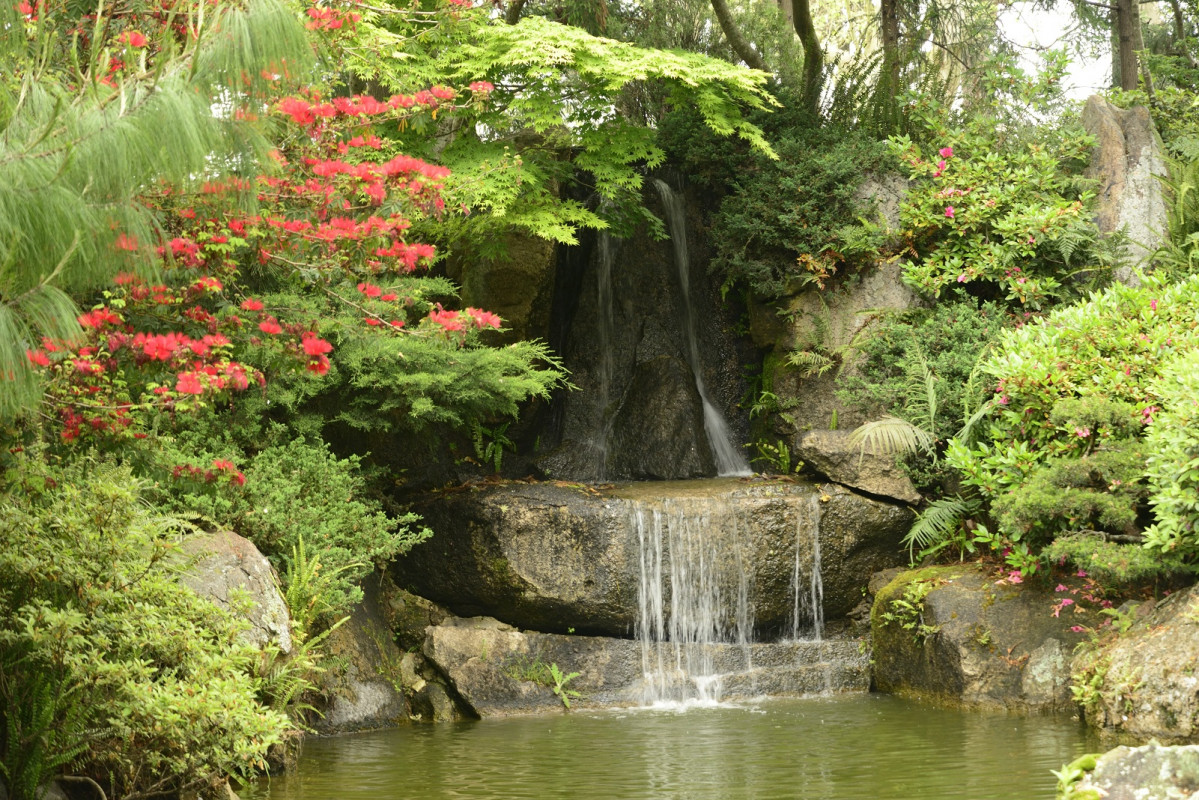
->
[652,179,752,478]
[789,493,825,641]
[633,489,839,705]
[633,497,753,705]
[589,232,619,479]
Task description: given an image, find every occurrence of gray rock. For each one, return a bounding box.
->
[854,172,909,233]
[379,579,452,651]
[395,478,910,637]
[311,578,409,734]
[421,617,870,716]
[1076,743,1199,800]
[1076,584,1199,741]
[751,260,925,434]
[1082,95,1169,285]
[178,530,291,654]
[796,429,922,505]
[607,355,715,479]
[449,231,557,345]
[871,565,1092,710]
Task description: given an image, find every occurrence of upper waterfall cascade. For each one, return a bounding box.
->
[653,179,752,478]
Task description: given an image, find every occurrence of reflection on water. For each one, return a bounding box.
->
[245,694,1097,800]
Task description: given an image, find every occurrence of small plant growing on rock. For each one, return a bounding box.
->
[880,579,942,644]
[548,664,582,710]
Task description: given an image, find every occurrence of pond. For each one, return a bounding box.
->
[244,694,1099,800]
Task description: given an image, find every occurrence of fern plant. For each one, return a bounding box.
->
[901,495,982,563]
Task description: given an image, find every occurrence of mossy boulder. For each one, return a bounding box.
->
[871,564,1092,710]
[1074,583,1199,742]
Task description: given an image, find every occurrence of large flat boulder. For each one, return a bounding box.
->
[871,565,1092,710]
[395,478,911,638]
[421,616,870,716]
[796,429,921,505]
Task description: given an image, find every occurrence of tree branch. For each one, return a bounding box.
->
[708,0,770,73]
[505,0,529,25]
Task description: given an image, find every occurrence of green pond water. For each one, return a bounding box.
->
[245,694,1099,800]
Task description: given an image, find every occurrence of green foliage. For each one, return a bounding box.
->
[1053,753,1102,800]
[548,663,582,710]
[471,421,515,473]
[1044,534,1184,587]
[346,8,776,248]
[1143,350,1199,562]
[902,496,982,564]
[945,275,1199,574]
[172,440,429,630]
[0,455,288,799]
[706,122,891,298]
[746,439,801,474]
[991,442,1148,546]
[889,127,1109,308]
[0,0,312,417]
[879,579,941,643]
[840,297,1007,443]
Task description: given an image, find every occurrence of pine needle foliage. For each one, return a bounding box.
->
[0,0,311,417]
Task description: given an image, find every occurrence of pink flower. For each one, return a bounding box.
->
[1076,569,1088,578]
[1007,571,1023,584]
[1150,299,1158,311]
[1070,626,1085,633]
[939,146,953,158]
[241,298,264,311]
[957,274,967,282]
[176,372,204,395]
[469,81,494,93]
[1060,598,1074,607]
[937,160,946,171]
[301,332,333,356]
[1055,584,1068,592]
[944,206,955,218]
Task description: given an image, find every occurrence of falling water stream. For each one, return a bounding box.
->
[589,232,619,479]
[653,179,751,477]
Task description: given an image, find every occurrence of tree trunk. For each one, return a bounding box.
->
[505,0,528,25]
[1114,0,1141,90]
[779,0,824,114]
[880,0,901,102]
[709,0,770,72]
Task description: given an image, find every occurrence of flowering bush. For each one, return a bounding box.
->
[889,128,1111,309]
[948,274,1199,573]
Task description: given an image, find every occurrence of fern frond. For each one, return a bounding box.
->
[902,496,978,563]
[787,349,835,377]
[847,415,936,460]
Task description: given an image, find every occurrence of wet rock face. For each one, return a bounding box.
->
[539,184,750,482]
[1078,584,1199,741]
[1081,95,1169,286]
[421,616,870,717]
[870,565,1092,711]
[177,530,292,654]
[607,355,714,480]
[393,479,911,638]
[1075,743,1199,800]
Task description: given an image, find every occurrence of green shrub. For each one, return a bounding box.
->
[888,125,1112,308]
[1044,535,1184,587]
[837,294,1009,490]
[706,124,891,298]
[169,439,429,629]
[1143,350,1199,562]
[0,455,289,800]
[947,275,1199,572]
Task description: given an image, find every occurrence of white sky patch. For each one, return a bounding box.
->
[999,1,1112,100]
